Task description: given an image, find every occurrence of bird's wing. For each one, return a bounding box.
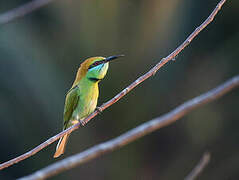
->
[63,85,80,130]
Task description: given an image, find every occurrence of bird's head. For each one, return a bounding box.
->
[72,55,124,86]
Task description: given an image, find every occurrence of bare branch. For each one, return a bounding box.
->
[0,0,55,25]
[185,152,211,180]
[0,0,227,171]
[18,76,239,180]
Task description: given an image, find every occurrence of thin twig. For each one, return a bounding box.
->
[0,0,55,25]
[185,152,211,180]
[18,76,239,180]
[0,0,227,171]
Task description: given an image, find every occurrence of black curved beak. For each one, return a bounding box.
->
[104,54,125,63]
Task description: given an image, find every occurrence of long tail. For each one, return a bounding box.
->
[54,134,70,158]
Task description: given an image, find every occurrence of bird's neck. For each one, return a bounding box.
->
[71,67,87,88]
[78,76,99,91]
[78,77,99,107]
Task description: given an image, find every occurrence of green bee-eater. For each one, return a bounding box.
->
[54,55,124,158]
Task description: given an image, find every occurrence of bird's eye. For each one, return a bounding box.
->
[89,61,104,69]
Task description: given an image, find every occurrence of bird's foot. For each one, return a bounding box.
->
[96,106,103,114]
[80,120,86,127]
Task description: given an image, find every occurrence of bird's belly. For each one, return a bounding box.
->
[84,99,97,116]
[73,96,98,120]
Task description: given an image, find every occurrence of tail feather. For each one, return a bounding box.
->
[54,134,70,158]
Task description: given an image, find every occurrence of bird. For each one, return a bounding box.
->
[54,55,124,158]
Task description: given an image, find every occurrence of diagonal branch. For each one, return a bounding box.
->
[185,152,211,180]
[0,0,227,171]
[18,76,239,180]
[0,0,56,25]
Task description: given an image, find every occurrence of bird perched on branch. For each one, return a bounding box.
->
[54,55,124,158]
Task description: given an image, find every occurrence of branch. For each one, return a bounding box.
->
[185,152,211,180]
[0,0,55,25]
[18,76,239,180]
[0,0,227,171]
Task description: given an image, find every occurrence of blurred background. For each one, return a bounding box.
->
[0,0,239,179]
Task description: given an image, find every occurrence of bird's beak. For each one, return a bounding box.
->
[104,54,125,63]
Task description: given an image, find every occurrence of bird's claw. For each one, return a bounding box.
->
[96,106,103,114]
[80,120,86,127]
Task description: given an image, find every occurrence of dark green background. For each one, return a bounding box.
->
[0,0,238,179]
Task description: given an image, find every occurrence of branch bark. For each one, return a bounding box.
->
[185,152,211,180]
[0,0,227,171]
[18,75,239,180]
[0,0,55,25]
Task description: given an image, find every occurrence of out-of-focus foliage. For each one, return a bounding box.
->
[0,0,238,179]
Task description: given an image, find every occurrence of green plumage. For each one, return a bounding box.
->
[54,55,123,158]
[63,78,99,129]
[54,56,108,158]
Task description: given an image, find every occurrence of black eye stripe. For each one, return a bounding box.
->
[89,60,106,69]
[94,62,100,65]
